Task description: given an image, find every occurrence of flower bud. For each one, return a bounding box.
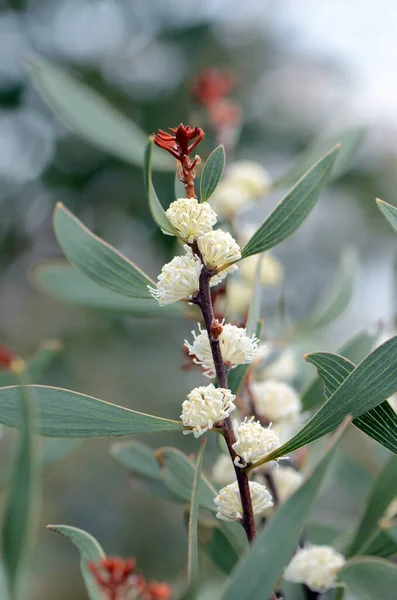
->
[232,417,280,468]
[197,229,241,270]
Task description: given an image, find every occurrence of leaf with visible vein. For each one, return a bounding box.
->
[358,525,397,559]
[338,556,397,600]
[200,145,226,202]
[144,137,176,235]
[198,520,239,575]
[28,55,173,171]
[47,525,105,600]
[0,385,183,437]
[53,203,154,299]
[377,198,397,233]
[348,455,397,556]
[255,335,397,466]
[240,147,339,259]
[188,439,207,586]
[300,329,377,411]
[304,352,397,454]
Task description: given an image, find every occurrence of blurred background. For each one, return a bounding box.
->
[0,1,396,598]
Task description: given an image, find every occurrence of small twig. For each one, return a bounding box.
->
[195,259,256,543]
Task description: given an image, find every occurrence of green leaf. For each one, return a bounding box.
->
[260,335,397,465]
[110,440,183,503]
[348,455,397,556]
[28,55,173,171]
[188,438,207,586]
[338,556,397,600]
[221,421,347,600]
[2,372,38,596]
[198,519,239,575]
[144,137,176,235]
[0,340,62,388]
[0,560,10,600]
[53,203,155,299]
[297,248,357,331]
[200,145,226,202]
[377,198,397,233]
[274,127,365,188]
[304,352,397,454]
[240,146,339,259]
[300,329,377,411]
[47,525,105,600]
[32,262,180,316]
[0,385,183,437]
[156,447,216,512]
[358,525,397,558]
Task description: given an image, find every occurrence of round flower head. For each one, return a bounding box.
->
[185,323,259,378]
[197,229,241,270]
[226,161,271,199]
[224,279,252,316]
[251,380,301,422]
[181,384,236,438]
[239,253,283,286]
[165,197,217,243]
[212,454,236,486]
[148,251,202,306]
[284,545,345,593]
[273,466,304,502]
[232,417,281,468]
[210,181,251,219]
[214,480,273,521]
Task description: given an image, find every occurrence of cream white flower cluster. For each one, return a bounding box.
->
[149,197,241,305]
[272,466,304,502]
[214,480,273,521]
[232,417,280,468]
[211,161,271,219]
[284,545,346,592]
[185,322,259,378]
[180,384,236,438]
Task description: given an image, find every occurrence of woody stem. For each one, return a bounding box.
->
[195,262,256,543]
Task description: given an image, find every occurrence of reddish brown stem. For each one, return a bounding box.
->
[194,261,256,543]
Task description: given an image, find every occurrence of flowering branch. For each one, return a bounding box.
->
[192,251,257,543]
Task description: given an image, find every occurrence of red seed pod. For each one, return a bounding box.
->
[0,345,16,370]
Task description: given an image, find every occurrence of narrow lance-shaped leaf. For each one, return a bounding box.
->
[53,203,154,299]
[274,127,365,188]
[31,262,181,316]
[2,366,38,597]
[200,145,226,202]
[348,455,397,556]
[0,385,183,437]
[300,328,378,411]
[188,438,207,587]
[28,55,173,171]
[338,556,397,600]
[144,137,176,235]
[304,352,397,455]
[0,560,10,600]
[47,525,105,600]
[296,247,357,332]
[221,420,348,600]
[376,198,397,233]
[358,525,397,559]
[198,520,239,575]
[254,335,397,466]
[240,146,339,259]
